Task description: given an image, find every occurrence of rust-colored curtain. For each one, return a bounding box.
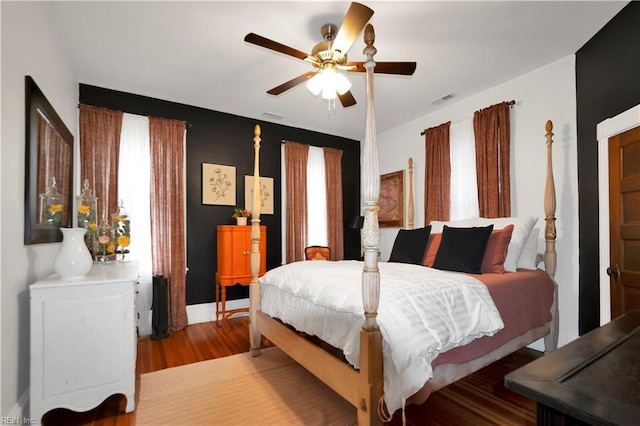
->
[323,147,344,260]
[79,104,123,220]
[149,117,188,331]
[473,102,511,217]
[424,122,451,224]
[284,141,309,263]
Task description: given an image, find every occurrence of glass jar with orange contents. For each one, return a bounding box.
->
[95,214,115,262]
[112,200,131,262]
[76,179,97,258]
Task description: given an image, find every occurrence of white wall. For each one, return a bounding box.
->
[376,56,579,348]
[1,2,78,417]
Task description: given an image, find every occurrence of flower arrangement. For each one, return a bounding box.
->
[43,202,63,226]
[96,215,115,262]
[39,177,64,226]
[77,204,97,230]
[113,214,131,248]
[112,200,131,261]
[232,208,251,218]
[76,179,98,257]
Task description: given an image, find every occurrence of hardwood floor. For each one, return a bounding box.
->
[42,317,541,426]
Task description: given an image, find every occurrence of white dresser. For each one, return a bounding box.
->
[30,261,138,424]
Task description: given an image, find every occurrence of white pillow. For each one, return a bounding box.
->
[429,218,473,234]
[471,216,538,272]
[517,227,540,270]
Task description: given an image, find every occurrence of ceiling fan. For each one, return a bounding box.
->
[244,2,416,108]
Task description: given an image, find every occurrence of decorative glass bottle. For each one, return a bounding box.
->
[112,200,131,262]
[39,177,64,226]
[76,179,98,258]
[95,214,115,262]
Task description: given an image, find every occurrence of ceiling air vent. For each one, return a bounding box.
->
[430,93,455,106]
[261,111,284,120]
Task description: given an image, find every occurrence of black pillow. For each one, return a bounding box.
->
[432,225,494,274]
[388,226,431,265]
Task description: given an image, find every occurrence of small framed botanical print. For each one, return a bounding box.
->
[202,163,235,206]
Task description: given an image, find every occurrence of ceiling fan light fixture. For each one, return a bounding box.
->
[334,72,352,95]
[307,67,352,100]
[246,3,414,109]
[306,72,325,96]
[322,85,337,100]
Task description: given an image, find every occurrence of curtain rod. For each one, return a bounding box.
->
[420,99,515,136]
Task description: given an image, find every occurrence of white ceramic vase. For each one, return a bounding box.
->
[54,227,93,279]
[236,217,247,226]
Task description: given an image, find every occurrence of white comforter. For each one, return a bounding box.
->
[260,260,504,413]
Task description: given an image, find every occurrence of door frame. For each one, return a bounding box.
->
[596,104,640,325]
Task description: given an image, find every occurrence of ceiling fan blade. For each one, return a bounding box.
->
[338,90,357,108]
[266,71,317,95]
[244,33,309,61]
[330,2,374,56]
[346,61,417,75]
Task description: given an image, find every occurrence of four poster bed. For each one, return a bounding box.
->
[247,25,559,425]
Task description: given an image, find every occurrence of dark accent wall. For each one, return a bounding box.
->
[575,2,639,334]
[79,85,361,305]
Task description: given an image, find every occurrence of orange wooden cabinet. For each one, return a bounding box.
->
[215,225,266,324]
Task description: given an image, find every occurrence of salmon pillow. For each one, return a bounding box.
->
[422,233,442,267]
[481,225,514,273]
[471,216,537,272]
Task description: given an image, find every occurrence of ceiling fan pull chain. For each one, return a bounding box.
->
[327,98,337,117]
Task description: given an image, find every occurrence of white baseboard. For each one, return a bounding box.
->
[186,298,249,325]
[138,298,249,336]
[137,310,152,337]
[6,387,30,424]
[527,339,545,352]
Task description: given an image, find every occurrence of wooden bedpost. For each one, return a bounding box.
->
[250,124,262,356]
[408,157,414,229]
[358,23,384,426]
[543,120,559,352]
[543,120,557,279]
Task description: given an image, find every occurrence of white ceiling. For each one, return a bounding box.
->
[47,1,627,141]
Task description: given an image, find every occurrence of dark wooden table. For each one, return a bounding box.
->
[505,310,640,426]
